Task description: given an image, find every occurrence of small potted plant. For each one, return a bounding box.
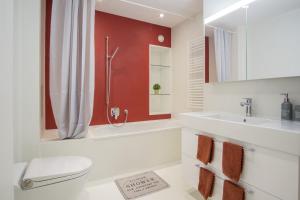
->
[153,83,161,95]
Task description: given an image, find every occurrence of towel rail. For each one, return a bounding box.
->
[194,134,255,152]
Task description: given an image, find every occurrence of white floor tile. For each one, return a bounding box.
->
[86,164,201,200]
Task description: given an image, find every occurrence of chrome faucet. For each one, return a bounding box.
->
[240,98,252,117]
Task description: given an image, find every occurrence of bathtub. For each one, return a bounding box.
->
[89,119,181,139]
[40,119,182,182]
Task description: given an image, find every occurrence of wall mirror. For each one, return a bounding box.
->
[205,0,300,83]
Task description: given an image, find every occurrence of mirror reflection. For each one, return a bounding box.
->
[205,0,300,83]
[205,7,247,82]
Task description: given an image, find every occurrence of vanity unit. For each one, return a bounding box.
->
[179,112,300,200]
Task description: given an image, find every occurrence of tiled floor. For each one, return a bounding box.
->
[85,164,202,200]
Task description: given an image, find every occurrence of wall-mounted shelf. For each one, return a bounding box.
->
[150,93,171,96]
[151,64,171,68]
[149,45,172,115]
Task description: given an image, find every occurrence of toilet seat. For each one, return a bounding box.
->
[21,156,92,190]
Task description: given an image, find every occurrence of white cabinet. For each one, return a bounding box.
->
[149,45,172,115]
[182,127,299,200]
[181,128,198,158]
[182,155,279,200]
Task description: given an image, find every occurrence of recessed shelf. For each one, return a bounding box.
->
[149,45,172,116]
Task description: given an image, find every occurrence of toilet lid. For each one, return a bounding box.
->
[22,156,92,189]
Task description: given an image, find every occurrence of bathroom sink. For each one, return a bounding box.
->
[205,113,270,125]
[179,112,300,156]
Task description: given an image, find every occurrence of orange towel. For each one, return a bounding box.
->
[222,142,244,181]
[222,180,245,200]
[198,167,215,199]
[197,135,214,165]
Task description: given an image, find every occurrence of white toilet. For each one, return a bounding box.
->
[14,156,92,200]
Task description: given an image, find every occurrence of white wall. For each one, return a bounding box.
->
[0,0,41,197]
[0,0,14,199]
[204,77,300,119]
[171,14,203,113]
[13,0,42,162]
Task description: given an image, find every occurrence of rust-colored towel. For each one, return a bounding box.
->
[222,142,244,181]
[197,135,214,165]
[222,180,245,200]
[198,167,215,199]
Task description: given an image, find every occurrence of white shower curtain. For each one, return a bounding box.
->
[214,28,232,82]
[50,0,95,139]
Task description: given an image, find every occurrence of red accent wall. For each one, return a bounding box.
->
[45,0,171,129]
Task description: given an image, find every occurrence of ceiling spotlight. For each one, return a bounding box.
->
[159,13,165,18]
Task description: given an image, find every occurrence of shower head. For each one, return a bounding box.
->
[111,47,119,59]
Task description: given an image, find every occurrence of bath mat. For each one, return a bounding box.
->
[115,171,169,200]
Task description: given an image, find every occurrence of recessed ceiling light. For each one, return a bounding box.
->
[159,13,165,18]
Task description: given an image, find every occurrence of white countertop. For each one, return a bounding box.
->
[178,112,300,156]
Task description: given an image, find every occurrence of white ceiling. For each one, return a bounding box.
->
[95,0,203,27]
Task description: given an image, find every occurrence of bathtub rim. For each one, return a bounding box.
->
[41,119,182,142]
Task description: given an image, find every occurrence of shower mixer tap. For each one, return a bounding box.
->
[111,107,120,120]
[111,107,129,120]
